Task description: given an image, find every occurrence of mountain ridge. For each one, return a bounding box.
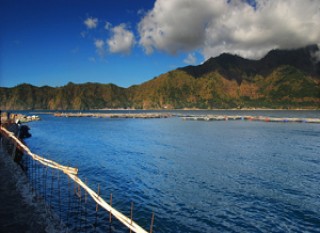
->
[1,45,319,110]
[179,45,320,83]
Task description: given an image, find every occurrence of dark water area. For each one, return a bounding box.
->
[24,110,320,232]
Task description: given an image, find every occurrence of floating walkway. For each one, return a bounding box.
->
[181,115,320,123]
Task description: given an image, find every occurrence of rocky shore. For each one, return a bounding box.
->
[1,111,40,124]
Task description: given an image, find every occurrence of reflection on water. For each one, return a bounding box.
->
[25,110,320,232]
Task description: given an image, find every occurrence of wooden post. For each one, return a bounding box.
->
[74,179,77,195]
[130,202,134,233]
[58,171,62,220]
[109,193,113,223]
[84,178,88,204]
[150,212,155,233]
[96,184,100,212]
[78,183,82,199]
[11,127,20,160]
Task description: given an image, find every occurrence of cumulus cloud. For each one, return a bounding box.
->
[138,0,320,59]
[84,17,98,29]
[94,39,105,57]
[184,53,197,65]
[138,0,223,54]
[107,24,135,54]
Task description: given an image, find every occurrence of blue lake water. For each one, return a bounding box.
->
[25,110,320,232]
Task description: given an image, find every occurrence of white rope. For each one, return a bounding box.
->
[68,173,148,233]
[0,126,78,175]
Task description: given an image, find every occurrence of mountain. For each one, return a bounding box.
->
[180,45,320,83]
[0,82,128,110]
[1,45,319,110]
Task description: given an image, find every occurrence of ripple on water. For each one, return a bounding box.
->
[24,112,320,233]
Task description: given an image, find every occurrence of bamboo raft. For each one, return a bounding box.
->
[53,112,320,123]
[181,115,320,123]
[54,112,171,119]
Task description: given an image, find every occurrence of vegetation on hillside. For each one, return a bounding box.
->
[1,46,319,110]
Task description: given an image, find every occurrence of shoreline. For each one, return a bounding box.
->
[2,108,319,113]
[0,144,62,233]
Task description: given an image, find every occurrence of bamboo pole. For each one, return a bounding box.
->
[150,212,155,233]
[130,202,134,233]
[67,174,148,233]
[109,193,113,223]
[96,184,100,212]
[11,129,20,159]
[0,126,78,175]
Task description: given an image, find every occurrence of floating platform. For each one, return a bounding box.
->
[54,112,172,119]
[181,115,320,123]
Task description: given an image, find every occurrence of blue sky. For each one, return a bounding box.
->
[1,0,319,88]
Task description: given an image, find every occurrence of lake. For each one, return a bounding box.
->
[25,110,320,232]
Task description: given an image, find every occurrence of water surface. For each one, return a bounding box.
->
[26,110,320,232]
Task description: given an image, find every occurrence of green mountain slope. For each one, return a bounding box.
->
[1,46,319,110]
[0,82,128,110]
[129,65,319,109]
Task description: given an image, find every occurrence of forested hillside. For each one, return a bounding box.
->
[1,46,319,110]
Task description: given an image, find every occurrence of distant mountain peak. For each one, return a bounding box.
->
[179,44,320,82]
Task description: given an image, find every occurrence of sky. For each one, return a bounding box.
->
[1,0,320,88]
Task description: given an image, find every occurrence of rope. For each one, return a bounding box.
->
[0,126,78,175]
[67,173,148,233]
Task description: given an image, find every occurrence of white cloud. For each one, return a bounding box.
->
[184,53,197,65]
[107,24,135,54]
[105,21,112,30]
[138,0,223,55]
[84,17,98,29]
[138,0,320,59]
[94,39,105,57]
[137,9,147,16]
[94,39,104,48]
[312,45,320,62]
